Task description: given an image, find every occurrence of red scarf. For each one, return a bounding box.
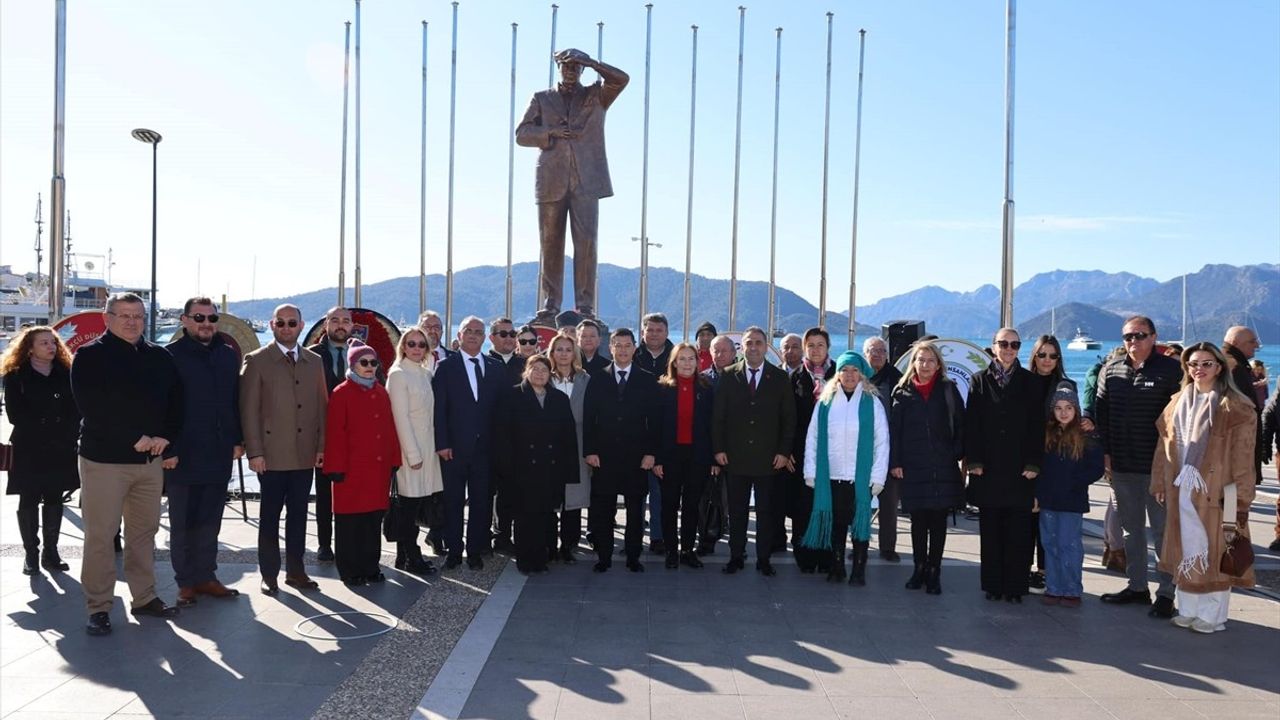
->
[914,374,937,402]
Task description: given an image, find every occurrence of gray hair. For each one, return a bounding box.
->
[105,292,145,313]
[418,310,442,327]
[457,315,485,334]
[862,336,887,353]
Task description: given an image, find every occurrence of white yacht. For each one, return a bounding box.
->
[1066,328,1102,351]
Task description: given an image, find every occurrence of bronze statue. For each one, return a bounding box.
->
[516,48,629,324]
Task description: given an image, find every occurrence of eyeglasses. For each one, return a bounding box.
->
[108,312,145,322]
[995,340,1022,350]
[493,330,518,338]
[1186,360,1218,370]
[274,318,300,328]
[185,313,220,324]
[357,358,380,368]
[1122,331,1151,342]
[1035,352,1059,360]
[405,340,427,349]
[518,338,539,346]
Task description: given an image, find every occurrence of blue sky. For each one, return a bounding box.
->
[2,0,1277,315]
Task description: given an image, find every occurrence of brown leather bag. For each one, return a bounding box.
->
[1219,483,1255,577]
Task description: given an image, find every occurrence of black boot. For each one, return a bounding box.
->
[17,504,40,575]
[849,541,868,587]
[925,565,942,595]
[403,546,437,577]
[826,551,847,582]
[394,546,408,570]
[40,502,69,571]
[905,562,925,590]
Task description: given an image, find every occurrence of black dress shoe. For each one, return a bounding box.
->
[260,579,280,596]
[757,562,777,577]
[880,550,901,563]
[466,557,484,570]
[559,549,578,565]
[1148,595,1176,619]
[444,555,463,570]
[285,574,319,590]
[680,552,703,569]
[650,539,667,555]
[131,598,179,619]
[665,553,679,570]
[86,612,112,636]
[317,546,335,562]
[343,576,368,588]
[627,560,646,572]
[366,572,387,583]
[721,558,744,575]
[592,561,610,573]
[1100,588,1151,605]
[41,552,70,572]
[985,592,1003,601]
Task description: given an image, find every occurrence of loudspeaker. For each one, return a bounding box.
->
[882,320,926,366]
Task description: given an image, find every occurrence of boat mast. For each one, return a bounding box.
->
[33,195,44,281]
[1181,273,1187,342]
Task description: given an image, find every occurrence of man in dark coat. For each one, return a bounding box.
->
[433,316,508,570]
[711,326,796,576]
[305,305,356,562]
[165,298,244,607]
[486,316,526,553]
[635,312,675,555]
[864,336,904,561]
[787,327,835,572]
[965,327,1045,601]
[582,328,659,572]
[695,335,739,555]
[1223,326,1264,486]
[577,319,611,376]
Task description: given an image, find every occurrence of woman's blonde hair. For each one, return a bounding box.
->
[0,326,72,376]
[817,372,878,403]
[659,342,711,388]
[548,330,583,380]
[1179,341,1252,404]
[395,327,429,362]
[894,340,946,392]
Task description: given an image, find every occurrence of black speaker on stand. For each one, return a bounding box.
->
[882,320,927,366]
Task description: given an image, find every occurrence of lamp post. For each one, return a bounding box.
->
[131,128,161,341]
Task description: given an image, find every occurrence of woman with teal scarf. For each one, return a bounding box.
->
[801,351,890,585]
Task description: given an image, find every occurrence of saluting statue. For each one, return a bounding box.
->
[516,48,629,324]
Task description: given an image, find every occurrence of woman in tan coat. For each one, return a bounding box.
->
[1151,341,1257,634]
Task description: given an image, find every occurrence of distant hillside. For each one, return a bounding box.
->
[1101,263,1280,343]
[1017,302,1127,343]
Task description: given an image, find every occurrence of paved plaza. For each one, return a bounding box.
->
[1,470,1278,720]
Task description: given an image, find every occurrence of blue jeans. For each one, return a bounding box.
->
[1039,509,1083,598]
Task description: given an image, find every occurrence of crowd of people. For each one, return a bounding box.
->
[2,292,1276,638]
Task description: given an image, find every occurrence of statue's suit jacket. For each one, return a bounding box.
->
[516,78,626,203]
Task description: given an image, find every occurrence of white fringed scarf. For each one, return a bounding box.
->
[1171,387,1217,581]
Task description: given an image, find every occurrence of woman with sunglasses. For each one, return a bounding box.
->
[1151,342,1257,633]
[323,339,401,586]
[1,326,80,575]
[516,325,542,359]
[495,355,579,574]
[965,328,1045,603]
[547,331,592,562]
[387,328,443,577]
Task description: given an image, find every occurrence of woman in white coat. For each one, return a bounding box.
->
[802,351,890,585]
[387,328,445,576]
[547,331,592,563]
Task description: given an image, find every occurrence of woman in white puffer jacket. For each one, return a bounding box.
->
[802,350,889,585]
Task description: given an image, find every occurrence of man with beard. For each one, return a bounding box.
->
[306,306,355,562]
[165,298,243,607]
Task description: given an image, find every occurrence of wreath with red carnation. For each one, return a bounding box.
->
[303,308,401,384]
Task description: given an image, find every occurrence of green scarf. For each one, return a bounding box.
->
[801,385,876,549]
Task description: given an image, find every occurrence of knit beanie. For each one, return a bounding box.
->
[1049,380,1080,418]
[347,338,377,366]
[835,350,872,377]
[695,321,718,338]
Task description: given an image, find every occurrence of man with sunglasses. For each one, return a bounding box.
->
[306,306,356,562]
[240,304,329,596]
[165,298,244,608]
[1095,316,1181,618]
[486,317,527,553]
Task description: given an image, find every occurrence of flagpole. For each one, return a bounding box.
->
[682,24,699,341]
[49,0,66,323]
[766,27,782,341]
[537,4,558,316]
[818,12,833,328]
[338,21,351,307]
[419,21,428,315]
[445,1,458,330]
[728,5,745,330]
[505,22,518,318]
[353,0,362,307]
[1000,0,1017,327]
[847,29,866,349]
[637,3,654,330]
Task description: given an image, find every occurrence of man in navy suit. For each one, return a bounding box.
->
[582,328,659,573]
[433,316,507,570]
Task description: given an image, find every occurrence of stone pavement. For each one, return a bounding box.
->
[1,468,1278,719]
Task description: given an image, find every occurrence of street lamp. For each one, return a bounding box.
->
[131,128,161,341]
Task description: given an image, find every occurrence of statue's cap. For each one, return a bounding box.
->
[554,48,589,65]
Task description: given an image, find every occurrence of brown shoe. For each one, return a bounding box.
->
[284,573,319,590]
[194,580,240,599]
[177,587,198,608]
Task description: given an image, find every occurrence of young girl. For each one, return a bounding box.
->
[324,339,401,586]
[1035,381,1105,607]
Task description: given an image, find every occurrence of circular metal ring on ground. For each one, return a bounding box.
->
[293,611,399,641]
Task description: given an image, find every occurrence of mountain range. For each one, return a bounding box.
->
[229,262,1279,342]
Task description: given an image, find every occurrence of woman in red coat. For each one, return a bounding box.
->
[323,340,401,586]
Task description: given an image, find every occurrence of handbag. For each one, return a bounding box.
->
[382,480,400,542]
[1219,482,1255,576]
[0,442,12,472]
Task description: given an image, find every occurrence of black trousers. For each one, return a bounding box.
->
[550,508,582,553]
[258,469,312,578]
[909,508,949,568]
[789,480,822,570]
[1030,509,1045,571]
[515,510,554,571]
[335,510,384,580]
[492,479,514,544]
[877,474,901,553]
[395,495,427,552]
[442,456,491,560]
[778,471,804,554]
[659,446,708,555]
[697,473,729,552]
[830,481,857,556]
[313,469,335,550]
[589,491,645,565]
[16,489,65,554]
[168,483,226,587]
[979,506,1033,596]
[727,474,777,564]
